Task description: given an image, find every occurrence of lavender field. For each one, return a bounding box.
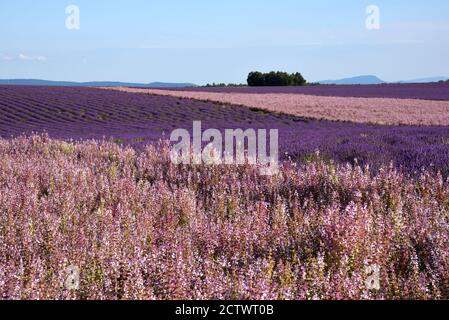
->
[2,86,449,176]
[118,87,449,126]
[162,83,449,101]
[0,85,448,300]
[3,0,449,307]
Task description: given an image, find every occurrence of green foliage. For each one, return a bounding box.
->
[247,71,307,86]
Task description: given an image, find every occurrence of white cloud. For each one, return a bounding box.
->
[1,53,48,61]
[18,53,47,61]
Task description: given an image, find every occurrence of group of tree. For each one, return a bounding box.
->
[247,71,307,86]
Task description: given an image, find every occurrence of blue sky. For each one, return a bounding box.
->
[1,0,449,84]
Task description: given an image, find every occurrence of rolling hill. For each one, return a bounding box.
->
[0,79,197,88]
[319,75,385,85]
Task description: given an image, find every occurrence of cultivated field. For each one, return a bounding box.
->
[161,83,449,101]
[2,86,449,175]
[107,87,449,126]
[0,84,448,300]
[0,136,447,299]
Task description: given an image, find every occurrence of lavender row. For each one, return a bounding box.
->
[1,86,449,176]
[158,83,449,101]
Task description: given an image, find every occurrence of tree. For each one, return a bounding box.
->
[292,72,305,85]
[247,72,265,86]
[247,71,307,86]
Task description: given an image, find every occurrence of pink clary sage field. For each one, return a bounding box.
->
[106,87,449,126]
[0,135,447,300]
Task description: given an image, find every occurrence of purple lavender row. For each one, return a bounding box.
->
[1,85,449,176]
[156,83,449,101]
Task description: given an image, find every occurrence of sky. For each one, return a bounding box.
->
[1,0,449,84]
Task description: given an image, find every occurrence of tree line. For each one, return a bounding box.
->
[247,71,307,86]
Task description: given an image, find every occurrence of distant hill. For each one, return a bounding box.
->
[319,75,385,85]
[397,76,449,84]
[319,75,449,85]
[0,79,197,88]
